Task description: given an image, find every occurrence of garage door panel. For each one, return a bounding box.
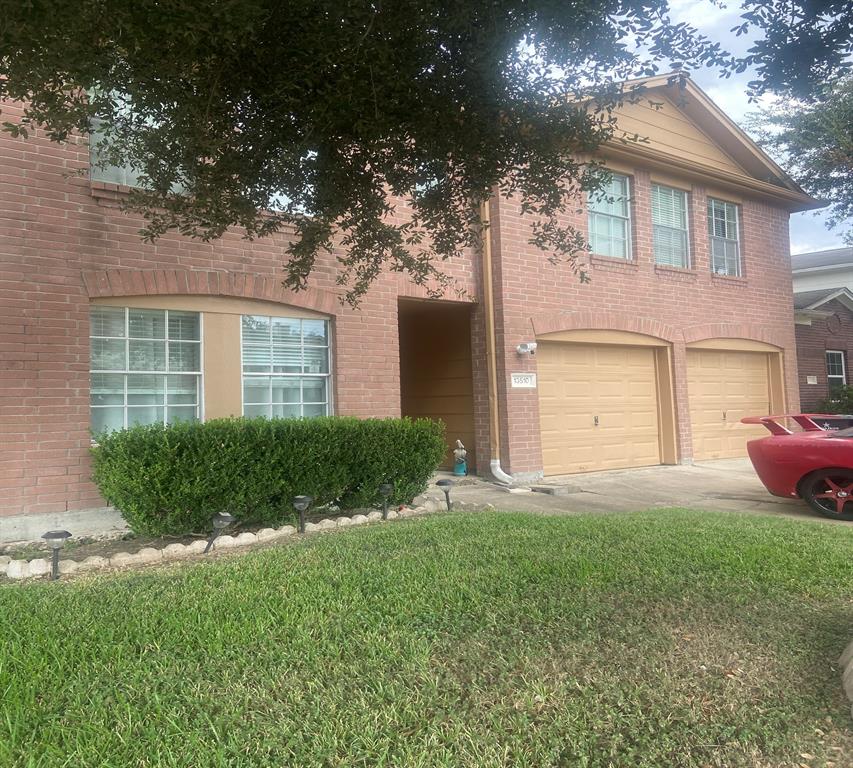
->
[687,349,770,460]
[538,342,661,475]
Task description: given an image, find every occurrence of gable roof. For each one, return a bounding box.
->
[791,247,853,273]
[602,73,822,213]
[793,286,853,312]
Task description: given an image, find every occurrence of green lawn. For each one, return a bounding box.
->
[2,511,852,767]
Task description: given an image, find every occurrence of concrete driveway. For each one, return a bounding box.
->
[435,459,845,524]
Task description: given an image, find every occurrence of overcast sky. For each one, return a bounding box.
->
[667,0,845,255]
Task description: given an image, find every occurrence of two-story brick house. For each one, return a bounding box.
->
[0,74,818,539]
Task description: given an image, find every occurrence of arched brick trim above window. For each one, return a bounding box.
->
[81,269,340,315]
[530,310,680,343]
[682,323,785,349]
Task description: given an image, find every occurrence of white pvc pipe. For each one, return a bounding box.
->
[490,458,514,486]
[481,198,514,488]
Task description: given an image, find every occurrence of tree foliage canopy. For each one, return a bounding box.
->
[0,1,850,301]
[748,76,853,243]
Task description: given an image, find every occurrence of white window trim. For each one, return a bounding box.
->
[587,173,632,261]
[826,350,847,391]
[652,184,691,269]
[90,307,204,429]
[708,198,742,277]
[239,315,334,418]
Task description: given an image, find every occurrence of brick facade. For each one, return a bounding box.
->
[489,167,800,475]
[0,101,487,520]
[1,94,804,525]
[795,300,853,411]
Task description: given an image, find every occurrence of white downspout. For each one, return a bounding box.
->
[481,198,514,486]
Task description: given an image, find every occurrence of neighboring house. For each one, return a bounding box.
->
[0,74,819,536]
[792,248,853,410]
[792,247,853,292]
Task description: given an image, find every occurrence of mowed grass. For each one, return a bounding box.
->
[2,511,852,768]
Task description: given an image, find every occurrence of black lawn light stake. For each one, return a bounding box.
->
[379,482,393,520]
[204,512,235,554]
[436,479,454,511]
[293,495,312,533]
[42,530,71,581]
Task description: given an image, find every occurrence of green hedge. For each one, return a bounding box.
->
[91,416,446,536]
[817,386,853,414]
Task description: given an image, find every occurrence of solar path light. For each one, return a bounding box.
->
[204,512,235,554]
[293,495,313,533]
[436,479,454,512]
[42,530,71,581]
[379,482,393,520]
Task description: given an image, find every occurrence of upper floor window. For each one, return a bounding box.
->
[90,306,201,433]
[708,198,741,277]
[89,117,142,187]
[826,350,847,395]
[241,315,331,418]
[587,173,631,260]
[89,108,184,192]
[652,184,690,268]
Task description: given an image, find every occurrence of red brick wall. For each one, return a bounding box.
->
[795,300,853,411]
[490,167,800,475]
[0,103,486,518]
[0,100,803,517]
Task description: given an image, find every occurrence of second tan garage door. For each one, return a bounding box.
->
[687,349,771,460]
[538,343,661,474]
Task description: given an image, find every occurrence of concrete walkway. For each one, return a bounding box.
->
[428,459,843,524]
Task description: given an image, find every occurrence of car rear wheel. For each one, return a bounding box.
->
[801,469,853,521]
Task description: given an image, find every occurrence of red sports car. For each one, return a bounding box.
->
[742,414,853,520]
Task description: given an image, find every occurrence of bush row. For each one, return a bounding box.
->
[91,416,446,535]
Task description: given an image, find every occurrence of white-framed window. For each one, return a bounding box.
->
[708,198,741,276]
[826,350,847,394]
[652,184,690,268]
[89,117,142,187]
[89,110,184,192]
[90,306,202,433]
[241,315,331,418]
[587,173,632,260]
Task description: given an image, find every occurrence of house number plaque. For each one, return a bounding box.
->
[510,373,537,388]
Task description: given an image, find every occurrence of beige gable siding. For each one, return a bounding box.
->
[611,94,745,176]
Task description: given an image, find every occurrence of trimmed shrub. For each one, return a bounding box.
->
[91,416,446,535]
[817,386,853,414]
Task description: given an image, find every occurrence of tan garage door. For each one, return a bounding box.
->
[687,349,770,460]
[538,343,661,474]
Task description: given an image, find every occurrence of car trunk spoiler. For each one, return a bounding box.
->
[740,414,853,435]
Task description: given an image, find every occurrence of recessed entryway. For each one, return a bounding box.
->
[398,299,476,470]
[536,331,677,475]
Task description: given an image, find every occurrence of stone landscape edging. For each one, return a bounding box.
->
[2,495,491,582]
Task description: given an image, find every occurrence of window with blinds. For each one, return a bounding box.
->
[652,185,690,268]
[90,307,201,433]
[708,198,741,276]
[241,315,331,418]
[587,173,631,259]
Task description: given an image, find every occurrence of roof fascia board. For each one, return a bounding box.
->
[792,264,853,275]
[795,309,833,319]
[799,287,853,311]
[600,143,821,211]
